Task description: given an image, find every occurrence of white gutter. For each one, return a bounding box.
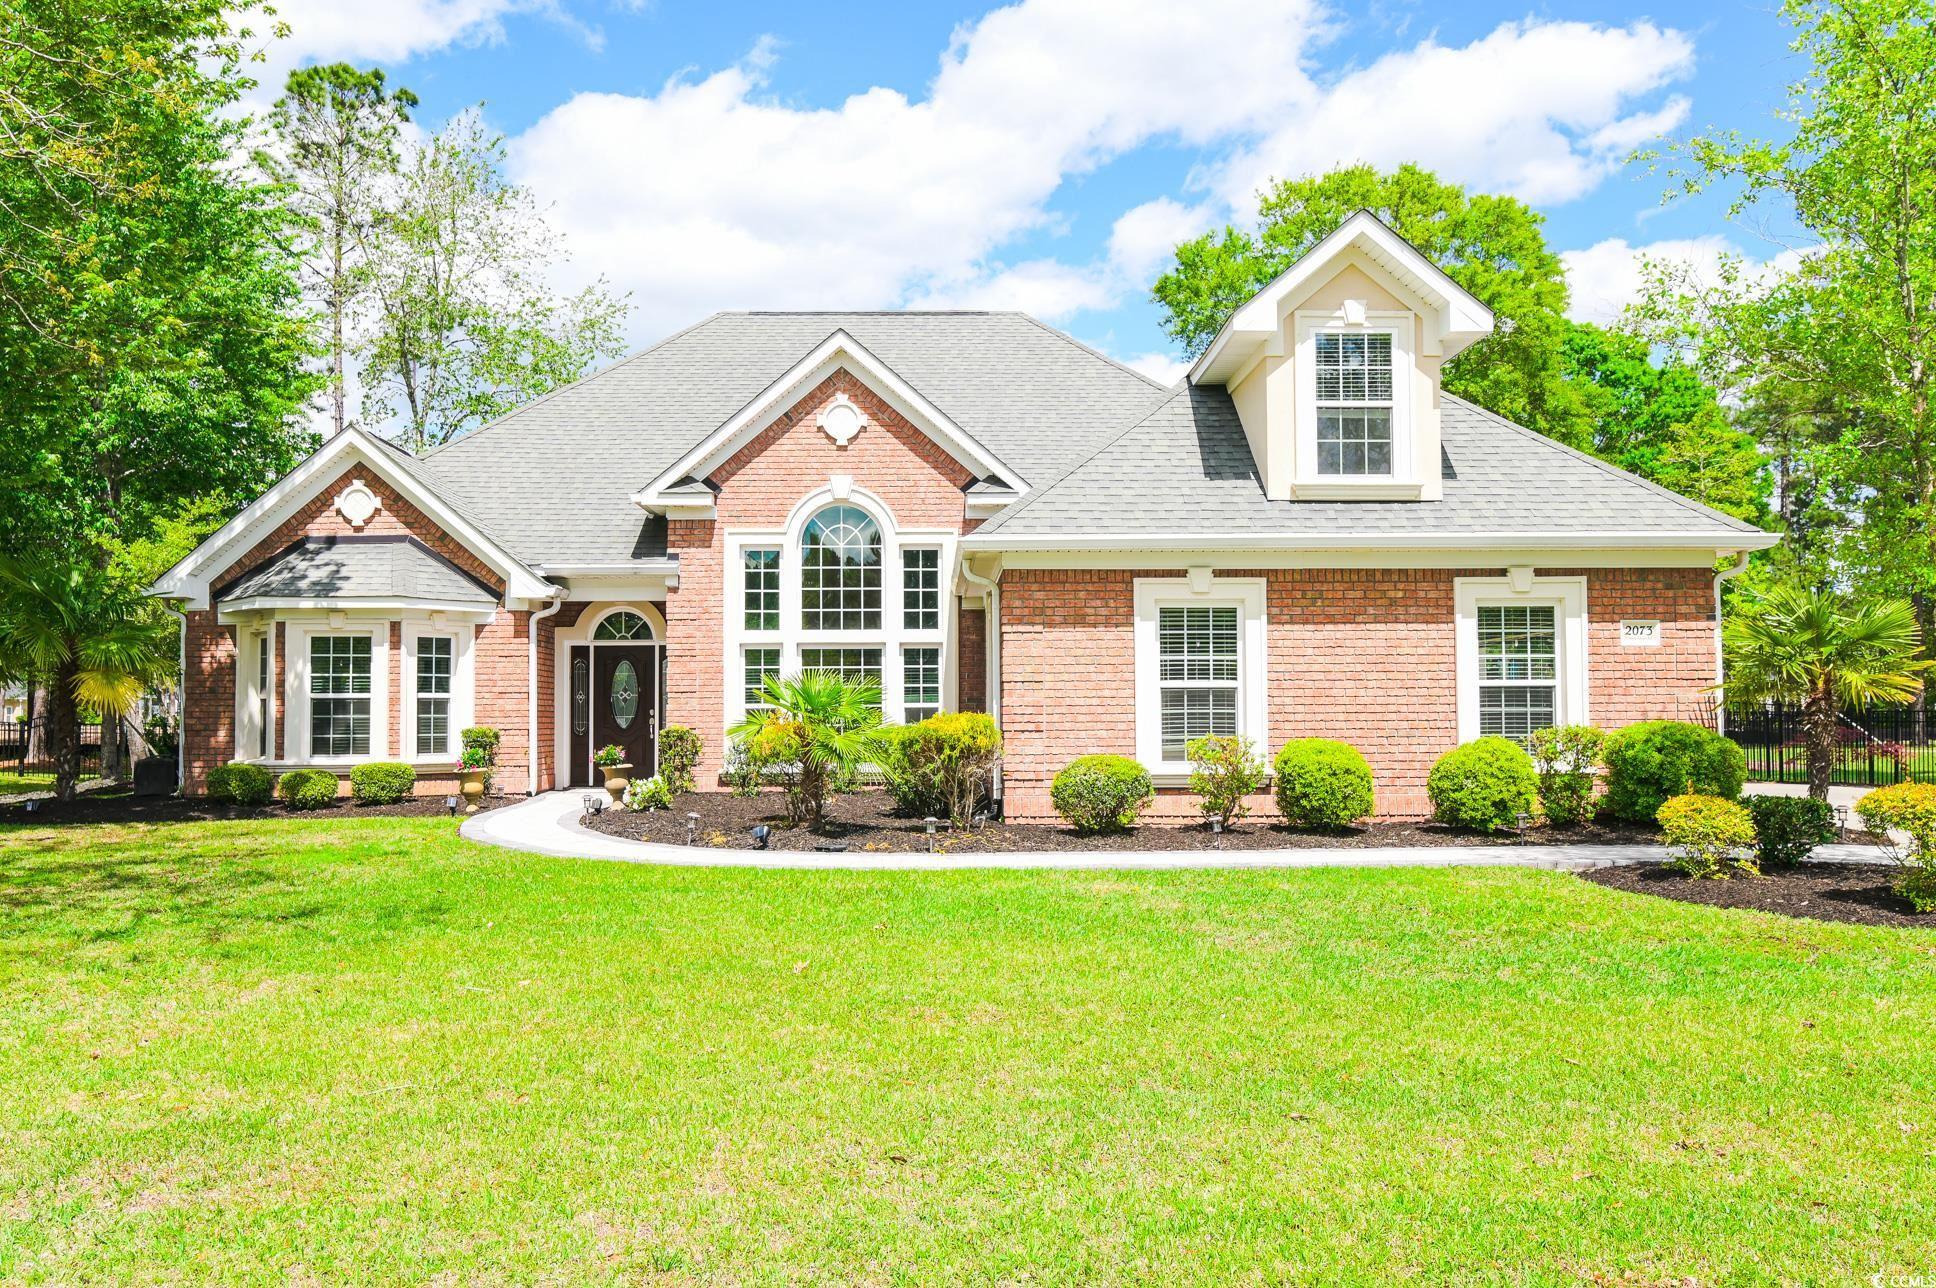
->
[1712,549,1752,736]
[958,558,1003,804]
[961,531,1784,553]
[528,594,566,794]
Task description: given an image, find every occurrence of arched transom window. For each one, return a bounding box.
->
[593,609,652,640]
[800,505,881,630]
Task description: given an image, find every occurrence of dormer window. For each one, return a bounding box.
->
[1314,332,1394,476]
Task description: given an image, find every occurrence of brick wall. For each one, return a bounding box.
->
[958,606,987,713]
[664,370,978,781]
[996,565,1716,821]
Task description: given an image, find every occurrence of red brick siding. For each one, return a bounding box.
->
[996,566,1718,821]
[958,606,987,713]
[533,600,590,792]
[664,370,978,781]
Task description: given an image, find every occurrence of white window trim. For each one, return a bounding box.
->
[722,483,957,732]
[1454,575,1589,743]
[287,621,388,766]
[1293,310,1417,498]
[233,625,276,764]
[1133,577,1268,782]
[548,602,668,788]
[401,627,474,763]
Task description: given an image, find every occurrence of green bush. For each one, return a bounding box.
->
[1527,724,1604,827]
[887,713,1002,827]
[206,761,272,805]
[1189,734,1269,829]
[1050,754,1153,833]
[1272,738,1374,829]
[1427,738,1538,833]
[1855,782,1936,912]
[460,726,500,761]
[1746,795,1836,870]
[874,724,947,818]
[658,726,702,795]
[723,742,761,797]
[624,774,674,811]
[1658,793,1759,879]
[277,768,338,810]
[1600,721,1744,822]
[350,761,416,805]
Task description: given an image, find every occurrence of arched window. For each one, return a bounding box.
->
[800,505,881,630]
[593,609,652,640]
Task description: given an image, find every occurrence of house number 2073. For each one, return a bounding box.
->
[1620,620,1660,647]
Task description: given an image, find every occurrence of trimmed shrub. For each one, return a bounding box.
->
[1855,782,1936,912]
[896,713,1002,827]
[875,724,946,818]
[658,726,702,795]
[1658,793,1758,879]
[1051,754,1153,833]
[350,761,416,805]
[1427,738,1538,833]
[277,768,338,810]
[1189,734,1269,829]
[460,726,500,761]
[1601,721,1744,822]
[1272,738,1374,830]
[1527,724,1605,827]
[206,761,273,805]
[723,742,761,797]
[1746,795,1836,870]
[624,774,674,811]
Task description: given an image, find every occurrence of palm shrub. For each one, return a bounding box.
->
[1272,738,1373,829]
[277,768,338,810]
[1723,584,1930,800]
[1658,793,1759,879]
[658,725,702,795]
[1527,724,1604,826]
[1746,795,1836,870]
[1854,782,1936,912]
[882,713,1002,827]
[1188,734,1268,829]
[206,761,273,805]
[1601,721,1744,822]
[1427,738,1538,832]
[350,761,416,804]
[728,670,882,829]
[1051,755,1152,833]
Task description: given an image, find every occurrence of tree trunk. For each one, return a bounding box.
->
[1803,685,1836,802]
[101,714,125,782]
[48,663,81,801]
[24,685,47,766]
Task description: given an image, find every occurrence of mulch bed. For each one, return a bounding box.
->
[1581,861,1931,929]
[579,788,1661,853]
[0,789,506,826]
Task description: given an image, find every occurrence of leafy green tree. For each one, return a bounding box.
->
[728,671,882,829]
[1723,584,1930,800]
[358,111,630,451]
[1153,164,1592,448]
[266,63,418,438]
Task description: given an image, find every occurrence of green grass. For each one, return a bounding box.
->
[1,817,1932,1284]
[0,771,55,795]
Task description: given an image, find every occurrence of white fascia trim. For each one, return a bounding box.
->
[535,561,681,576]
[961,530,1782,554]
[1133,577,1268,779]
[1454,575,1589,742]
[630,330,1024,510]
[216,597,498,620]
[1189,211,1494,385]
[148,427,554,609]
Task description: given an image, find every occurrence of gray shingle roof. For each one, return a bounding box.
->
[217,537,498,604]
[969,385,1771,545]
[413,311,1169,565]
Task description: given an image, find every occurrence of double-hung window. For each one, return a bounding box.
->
[309,635,371,757]
[1135,579,1266,775]
[1157,606,1240,761]
[743,646,780,716]
[903,646,940,723]
[1476,605,1557,742]
[415,636,453,756]
[1314,331,1394,476]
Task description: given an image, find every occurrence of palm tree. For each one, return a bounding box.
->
[1723,584,1932,800]
[0,556,176,800]
[727,669,882,829]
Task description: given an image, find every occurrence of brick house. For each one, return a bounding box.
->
[150,212,1774,818]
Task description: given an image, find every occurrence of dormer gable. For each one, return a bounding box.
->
[1189,211,1493,502]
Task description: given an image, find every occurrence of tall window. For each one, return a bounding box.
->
[1477,605,1557,742]
[903,647,940,723]
[1157,606,1238,761]
[903,548,940,630]
[743,549,780,631]
[416,637,453,756]
[254,632,271,758]
[801,505,880,630]
[1314,332,1394,476]
[309,635,371,757]
[743,647,780,715]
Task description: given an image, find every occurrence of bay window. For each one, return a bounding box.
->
[309,634,371,757]
[415,635,454,756]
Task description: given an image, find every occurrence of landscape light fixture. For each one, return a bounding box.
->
[924,816,938,853]
[686,811,700,845]
[582,793,605,817]
[751,824,771,850]
[444,794,458,817]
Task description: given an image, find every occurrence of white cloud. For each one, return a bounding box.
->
[1122,352,1192,384]
[1559,236,1814,325]
[1106,198,1218,284]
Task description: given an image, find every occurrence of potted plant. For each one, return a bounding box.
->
[594,743,631,801]
[457,745,491,813]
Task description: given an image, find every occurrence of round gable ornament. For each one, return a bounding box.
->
[816,392,867,447]
[334,479,380,529]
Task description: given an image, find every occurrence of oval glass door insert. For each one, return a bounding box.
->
[610,659,640,729]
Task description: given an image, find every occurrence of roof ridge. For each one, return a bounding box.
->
[973,382,1189,535]
[1441,393,1768,535]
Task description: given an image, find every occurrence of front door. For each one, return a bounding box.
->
[589,644,656,783]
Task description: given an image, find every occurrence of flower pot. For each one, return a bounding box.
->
[459,768,489,814]
[601,763,633,802]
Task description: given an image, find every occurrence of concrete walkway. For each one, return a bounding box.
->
[461,790,1890,872]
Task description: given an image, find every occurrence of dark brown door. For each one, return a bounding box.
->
[590,644,656,780]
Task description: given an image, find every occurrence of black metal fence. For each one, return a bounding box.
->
[1725,703,1934,787]
[0,720,103,773]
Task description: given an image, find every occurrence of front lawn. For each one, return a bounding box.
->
[0,771,56,796]
[1,817,1930,1282]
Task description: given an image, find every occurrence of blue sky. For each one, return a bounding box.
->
[253,0,1809,381]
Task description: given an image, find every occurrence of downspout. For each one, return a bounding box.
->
[528,592,566,796]
[958,556,1002,804]
[1712,550,1751,737]
[163,602,188,791]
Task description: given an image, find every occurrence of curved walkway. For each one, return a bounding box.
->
[461,791,1889,872]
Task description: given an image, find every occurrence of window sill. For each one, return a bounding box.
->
[1289,480,1423,501]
